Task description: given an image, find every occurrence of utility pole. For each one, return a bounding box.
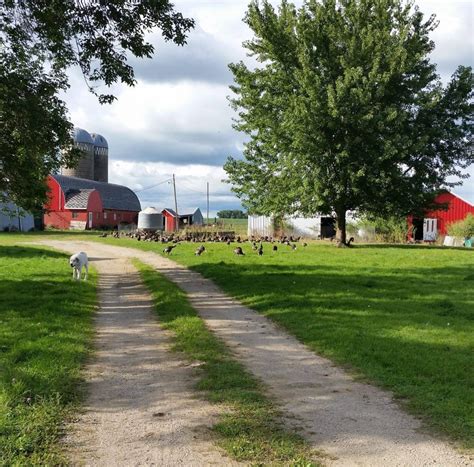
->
[206,182,209,225]
[172,173,179,232]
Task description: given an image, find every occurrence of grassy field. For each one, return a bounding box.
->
[134,260,318,465]
[212,218,248,235]
[0,240,96,464]
[92,237,474,449]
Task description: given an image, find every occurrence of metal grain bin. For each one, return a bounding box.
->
[138,207,163,231]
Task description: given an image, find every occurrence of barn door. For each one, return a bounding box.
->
[88,212,93,229]
[423,218,437,241]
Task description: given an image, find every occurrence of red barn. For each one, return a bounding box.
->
[44,174,141,229]
[408,191,474,241]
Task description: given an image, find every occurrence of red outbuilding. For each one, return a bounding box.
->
[161,207,204,232]
[408,191,474,241]
[162,208,178,232]
[44,174,141,230]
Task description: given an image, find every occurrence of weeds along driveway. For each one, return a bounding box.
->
[40,240,470,466]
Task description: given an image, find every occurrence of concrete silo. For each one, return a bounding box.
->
[61,128,94,180]
[138,207,163,231]
[91,133,109,183]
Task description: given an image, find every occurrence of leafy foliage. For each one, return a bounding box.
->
[447,213,474,238]
[0,0,194,210]
[225,0,473,243]
[349,215,411,243]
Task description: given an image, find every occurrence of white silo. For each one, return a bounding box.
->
[138,207,163,231]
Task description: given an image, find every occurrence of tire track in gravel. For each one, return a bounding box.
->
[41,241,472,466]
[34,241,241,466]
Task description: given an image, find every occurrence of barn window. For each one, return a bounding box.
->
[104,212,107,220]
[72,212,78,219]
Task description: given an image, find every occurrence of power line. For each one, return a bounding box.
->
[135,178,172,193]
[179,181,206,195]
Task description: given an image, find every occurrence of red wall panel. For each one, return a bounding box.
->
[408,192,474,238]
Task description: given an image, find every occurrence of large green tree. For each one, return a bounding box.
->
[225,0,473,244]
[0,0,194,211]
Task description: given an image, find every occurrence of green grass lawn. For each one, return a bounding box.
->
[134,260,318,465]
[94,237,474,449]
[0,242,96,464]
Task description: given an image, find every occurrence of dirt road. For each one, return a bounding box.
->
[45,245,240,466]
[42,240,471,466]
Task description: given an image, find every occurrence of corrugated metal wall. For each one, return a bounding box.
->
[248,215,326,238]
[286,217,321,237]
[248,215,274,237]
[424,192,474,235]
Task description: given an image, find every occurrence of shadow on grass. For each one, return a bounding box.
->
[353,243,473,252]
[0,245,96,464]
[0,245,67,259]
[182,260,474,447]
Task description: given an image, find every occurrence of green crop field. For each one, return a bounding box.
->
[0,239,96,464]
[93,237,474,449]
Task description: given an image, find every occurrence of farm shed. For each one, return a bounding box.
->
[248,215,336,239]
[162,208,204,232]
[0,200,35,231]
[180,208,204,228]
[162,208,178,232]
[44,174,141,230]
[408,191,474,241]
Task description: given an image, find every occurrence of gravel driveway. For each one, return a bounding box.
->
[40,240,471,466]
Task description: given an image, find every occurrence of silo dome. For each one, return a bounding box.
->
[91,133,108,149]
[74,127,94,145]
[138,207,163,231]
[91,133,109,183]
[61,127,95,180]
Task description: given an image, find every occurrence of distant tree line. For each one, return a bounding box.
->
[217,210,248,219]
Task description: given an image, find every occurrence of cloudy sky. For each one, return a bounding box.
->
[65,0,474,215]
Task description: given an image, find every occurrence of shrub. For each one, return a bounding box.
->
[354,216,410,243]
[447,213,474,238]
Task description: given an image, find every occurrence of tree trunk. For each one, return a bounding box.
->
[335,208,347,246]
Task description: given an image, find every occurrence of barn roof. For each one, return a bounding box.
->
[52,174,141,211]
[179,207,202,217]
[64,189,95,210]
[162,208,177,217]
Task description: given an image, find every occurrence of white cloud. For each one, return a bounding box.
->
[109,161,234,216]
[62,0,474,211]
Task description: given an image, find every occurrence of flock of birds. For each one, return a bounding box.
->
[97,230,327,257]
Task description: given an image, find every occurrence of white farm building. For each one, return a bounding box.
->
[248,214,337,239]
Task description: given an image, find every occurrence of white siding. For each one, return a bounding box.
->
[249,215,327,238]
[286,217,321,238]
[0,201,35,231]
[248,215,274,237]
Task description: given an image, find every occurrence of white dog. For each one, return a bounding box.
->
[69,252,89,281]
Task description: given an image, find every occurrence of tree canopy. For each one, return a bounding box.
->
[225,0,473,243]
[1,0,194,211]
